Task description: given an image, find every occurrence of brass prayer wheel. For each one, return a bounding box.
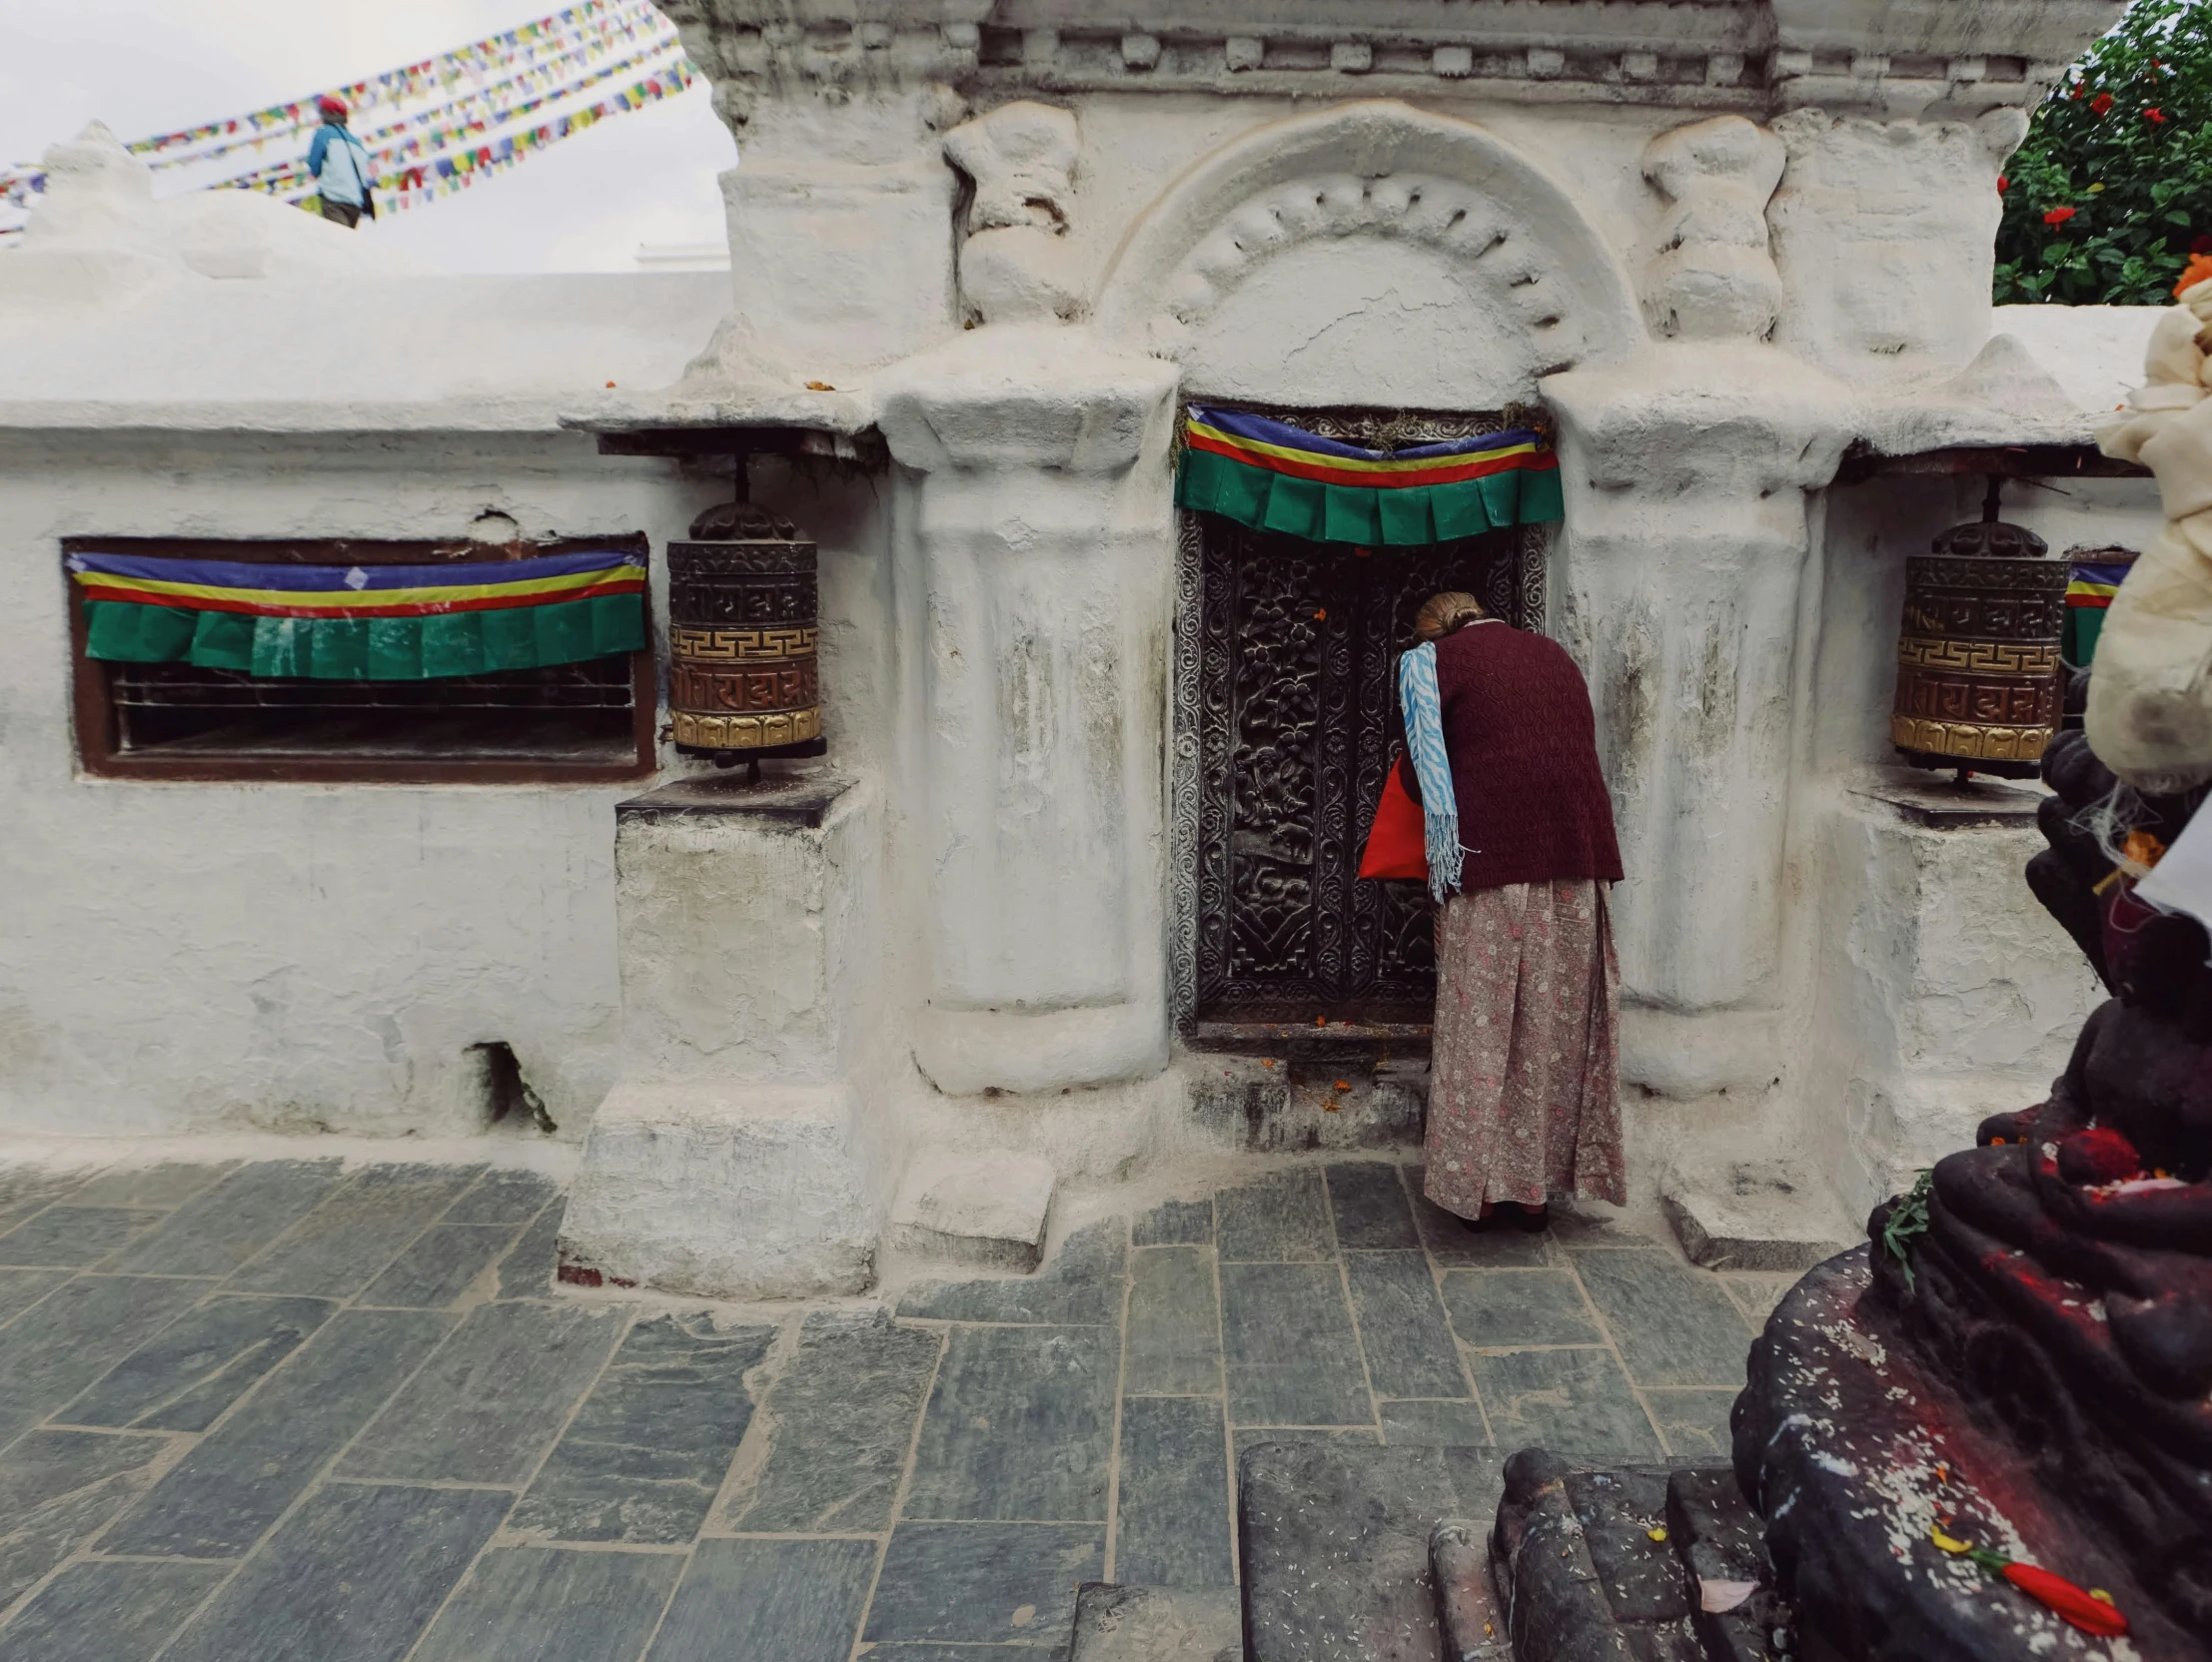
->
[1890,506,2065,779]
[665,501,822,762]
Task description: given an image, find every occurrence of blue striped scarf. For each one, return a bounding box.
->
[1397,642,1463,901]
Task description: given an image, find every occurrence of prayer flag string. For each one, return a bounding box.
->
[0,0,687,224]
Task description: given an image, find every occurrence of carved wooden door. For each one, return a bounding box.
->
[1189,517,1535,1027]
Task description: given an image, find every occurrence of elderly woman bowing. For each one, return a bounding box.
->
[1394,591,1626,1231]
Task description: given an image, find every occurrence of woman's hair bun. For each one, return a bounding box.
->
[1415,591,1487,642]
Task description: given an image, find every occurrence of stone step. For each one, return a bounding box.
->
[1477,1450,1791,1662]
[1659,1156,1850,1272]
[1187,1053,1429,1154]
[1067,1583,1240,1662]
[887,1149,1056,1272]
[1236,1439,1502,1662]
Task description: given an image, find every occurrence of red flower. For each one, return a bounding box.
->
[2071,82,2085,100]
[2091,92,2114,114]
[2000,1564,2129,1638]
[2147,107,2168,123]
[2043,206,2077,226]
[1996,175,2008,195]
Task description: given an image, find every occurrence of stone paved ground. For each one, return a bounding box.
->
[0,1156,1791,1661]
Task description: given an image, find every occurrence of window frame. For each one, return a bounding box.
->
[64,534,658,785]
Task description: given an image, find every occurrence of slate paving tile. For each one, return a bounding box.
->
[720,1309,939,1533]
[897,1220,1126,1324]
[1131,1198,1212,1246]
[0,1273,207,1451]
[0,1429,170,1607]
[1546,1206,1649,1249]
[1232,1426,1380,1459]
[224,1164,484,1299]
[1647,1388,1739,1461]
[0,1558,228,1662]
[68,1164,237,1210]
[0,1207,162,1266]
[1123,1246,1220,1397]
[102,1306,454,1557]
[445,1167,560,1226]
[0,1268,68,1330]
[495,1199,564,1299]
[1406,1180,1554,1268]
[1722,1272,1795,1333]
[106,1160,343,1278]
[340,1300,622,1487]
[410,1544,683,1662]
[865,1521,1103,1646]
[359,1224,519,1309]
[1379,1398,1494,1447]
[1467,1347,1662,1460]
[513,1312,775,1544]
[1440,1268,1603,1348]
[159,1480,511,1662]
[645,1536,876,1662]
[1217,1260,1371,1427]
[860,1649,1069,1661]
[1344,1250,1464,1398]
[0,1168,87,1236]
[1214,1171,1334,1262]
[1114,1393,1233,1588]
[1326,1163,1422,1250]
[1574,1249,1757,1388]
[905,1324,1117,1522]
[57,1294,333,1432]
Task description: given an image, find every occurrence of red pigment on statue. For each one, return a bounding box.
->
[2057,1125,2141,1187]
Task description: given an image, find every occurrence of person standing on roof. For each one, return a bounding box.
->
[307,97,375,228]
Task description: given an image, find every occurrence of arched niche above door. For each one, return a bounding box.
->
[1094,100,1642,409]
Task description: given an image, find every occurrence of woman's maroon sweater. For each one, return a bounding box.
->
[1397,620,1624,893]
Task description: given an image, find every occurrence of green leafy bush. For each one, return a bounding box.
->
[1995,0,2212,305]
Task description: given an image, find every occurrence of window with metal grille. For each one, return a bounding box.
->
[64,535,656,783]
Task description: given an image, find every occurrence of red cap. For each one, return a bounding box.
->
[318,96,348,118]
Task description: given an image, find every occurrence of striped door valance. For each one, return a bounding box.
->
[1175,406,1563,546]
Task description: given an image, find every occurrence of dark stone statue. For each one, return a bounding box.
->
[1865,728,2211,1635]
[1730,727,2211,1661]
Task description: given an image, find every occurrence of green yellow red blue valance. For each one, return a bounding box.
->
[2064,556,2136,668]
[1175,406,1564,545]
[68,546,646,680]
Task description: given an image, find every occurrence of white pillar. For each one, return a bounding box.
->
[876,327,1180,1093]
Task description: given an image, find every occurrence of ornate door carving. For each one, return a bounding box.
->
[1182,515,1539,1028]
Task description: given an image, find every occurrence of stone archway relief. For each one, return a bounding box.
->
[1094,101,1643,408]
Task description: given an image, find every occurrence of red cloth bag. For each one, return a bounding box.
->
[1358,755,1429,881]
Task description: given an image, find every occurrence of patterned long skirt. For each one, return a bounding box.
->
[1423,878,1626,1216]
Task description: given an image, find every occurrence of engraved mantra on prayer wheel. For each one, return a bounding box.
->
[1890,516,2065,779]
[665,519,821,757]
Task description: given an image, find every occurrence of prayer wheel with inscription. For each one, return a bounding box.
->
[1890,506,2065,780]
[665,500,823,766]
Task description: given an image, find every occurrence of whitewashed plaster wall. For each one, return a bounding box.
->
[1771,471,2162,1218]
[0,429,771,1140]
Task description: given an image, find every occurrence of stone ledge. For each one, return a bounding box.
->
[615,768,853,829]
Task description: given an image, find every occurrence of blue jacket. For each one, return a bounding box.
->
[308,124,372,207]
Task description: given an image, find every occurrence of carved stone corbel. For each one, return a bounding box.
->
[1641,115,1785,341]
[942,101,1083,325]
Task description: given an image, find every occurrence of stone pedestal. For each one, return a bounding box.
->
[1735,1251,2196,1660]
[560,771,888,1298]
[1801,776,2102,1219]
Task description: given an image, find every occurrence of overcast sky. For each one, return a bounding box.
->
[0,0,735,272]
